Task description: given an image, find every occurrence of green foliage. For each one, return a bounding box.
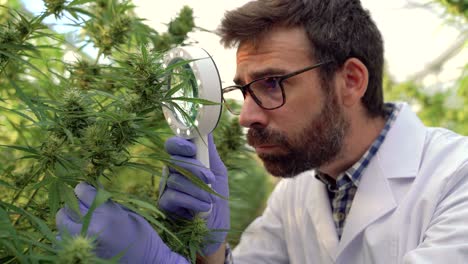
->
[384,74,468,134]
[213,107,272,247]
[0,0,228,263]
[43,0,68,18]
[385,2,468,135]
[158,216,210,261]
[0,1,273,262]
[437,0,468,19]
[154,6,196,51]
[83,0,135,56]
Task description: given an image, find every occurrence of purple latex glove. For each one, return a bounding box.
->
[56,182,188,264]
[159,134,230,256]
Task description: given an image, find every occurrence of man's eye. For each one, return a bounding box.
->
[262,77,279,89]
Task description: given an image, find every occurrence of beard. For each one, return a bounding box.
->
[247,87,349,178]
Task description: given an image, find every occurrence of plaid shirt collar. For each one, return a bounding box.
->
[316,103,400,190]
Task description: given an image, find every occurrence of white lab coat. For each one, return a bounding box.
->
[233,103,468,263]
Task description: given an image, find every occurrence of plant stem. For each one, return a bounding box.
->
[95,50,103,65]
[12,172,46,226]
[10,168,43,205]
[4,256,17,264]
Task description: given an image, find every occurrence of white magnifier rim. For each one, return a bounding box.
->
[162,46,222,139]
[162,47,222,169]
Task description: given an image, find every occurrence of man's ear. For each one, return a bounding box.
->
[338,58,369,107]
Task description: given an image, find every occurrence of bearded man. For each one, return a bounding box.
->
[56,1,468,263]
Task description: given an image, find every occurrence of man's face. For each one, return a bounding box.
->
[234,26,349,177]
[247,86,348,178]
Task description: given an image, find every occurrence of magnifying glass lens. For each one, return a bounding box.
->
[168,60,199,127]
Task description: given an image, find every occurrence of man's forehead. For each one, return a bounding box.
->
[234,41,313,84]
[235,27,312,62]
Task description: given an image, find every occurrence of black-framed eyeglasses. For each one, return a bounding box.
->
[222,61,332,115]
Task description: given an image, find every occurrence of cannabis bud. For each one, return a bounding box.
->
[60,88,92,138]
[57,235,97,264]
[44,0,68,19]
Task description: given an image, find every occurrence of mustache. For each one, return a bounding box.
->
[247,127,289,147]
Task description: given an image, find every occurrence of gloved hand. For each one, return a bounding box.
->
[56,182,189,264]
[158,134,229,256]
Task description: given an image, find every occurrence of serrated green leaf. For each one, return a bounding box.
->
[9,79,45,121]
[123,197,165,218]
[69,0,96,6]
[124,162,159,174]
[60,182,81,220]
[0,145,39,155]
[0,106,37,123]
[81,188,112,236]
[168,97,220,106]
[162,159,224,199]
[0,240,25,262]
[0,206,16,238]
[27,174,53,190]
[0,179,17,190]
[17,235,55,253]
[0,201,56,243]
[189,243,196,263]
[0,50,48,78]
[48,180,60,219]
[116,201,182,246]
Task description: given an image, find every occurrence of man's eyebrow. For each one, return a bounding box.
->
[233,67,289,86]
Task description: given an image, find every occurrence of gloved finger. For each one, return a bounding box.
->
[208,133,228,177]
[166,173,212,204]
[56,207,82,235]
[61,202,88,222]
[168,155,215,184]
[74,182,98,208]
[95,198,125,216]
[165,136,196,157]
[159,188,211,214]
[162,206,194,219]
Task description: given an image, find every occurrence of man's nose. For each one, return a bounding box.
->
[238,93,268,128]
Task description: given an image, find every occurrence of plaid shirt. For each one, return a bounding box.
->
[225,103,400,262]
[315,103,399,238]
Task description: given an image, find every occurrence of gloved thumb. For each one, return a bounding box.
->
[165,136,196,157]
[74,182,98,208]
[208,134,227,177]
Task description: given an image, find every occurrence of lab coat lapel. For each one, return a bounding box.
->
[308,179,339,262]
[336,103,426,257]
[336,156,397,255]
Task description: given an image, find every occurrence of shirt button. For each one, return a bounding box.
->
[335,212,345,221]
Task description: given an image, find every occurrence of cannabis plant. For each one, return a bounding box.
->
[0,0,272,263]
[0,0,216,262]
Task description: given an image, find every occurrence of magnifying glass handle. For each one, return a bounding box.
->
[194,135,210,169]
[193,135,213,218]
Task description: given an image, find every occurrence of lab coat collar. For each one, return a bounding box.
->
[308,179,339,262]
[377,103,426,179]
[335,102,427,258]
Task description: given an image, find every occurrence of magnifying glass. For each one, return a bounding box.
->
[162,46,222,168]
